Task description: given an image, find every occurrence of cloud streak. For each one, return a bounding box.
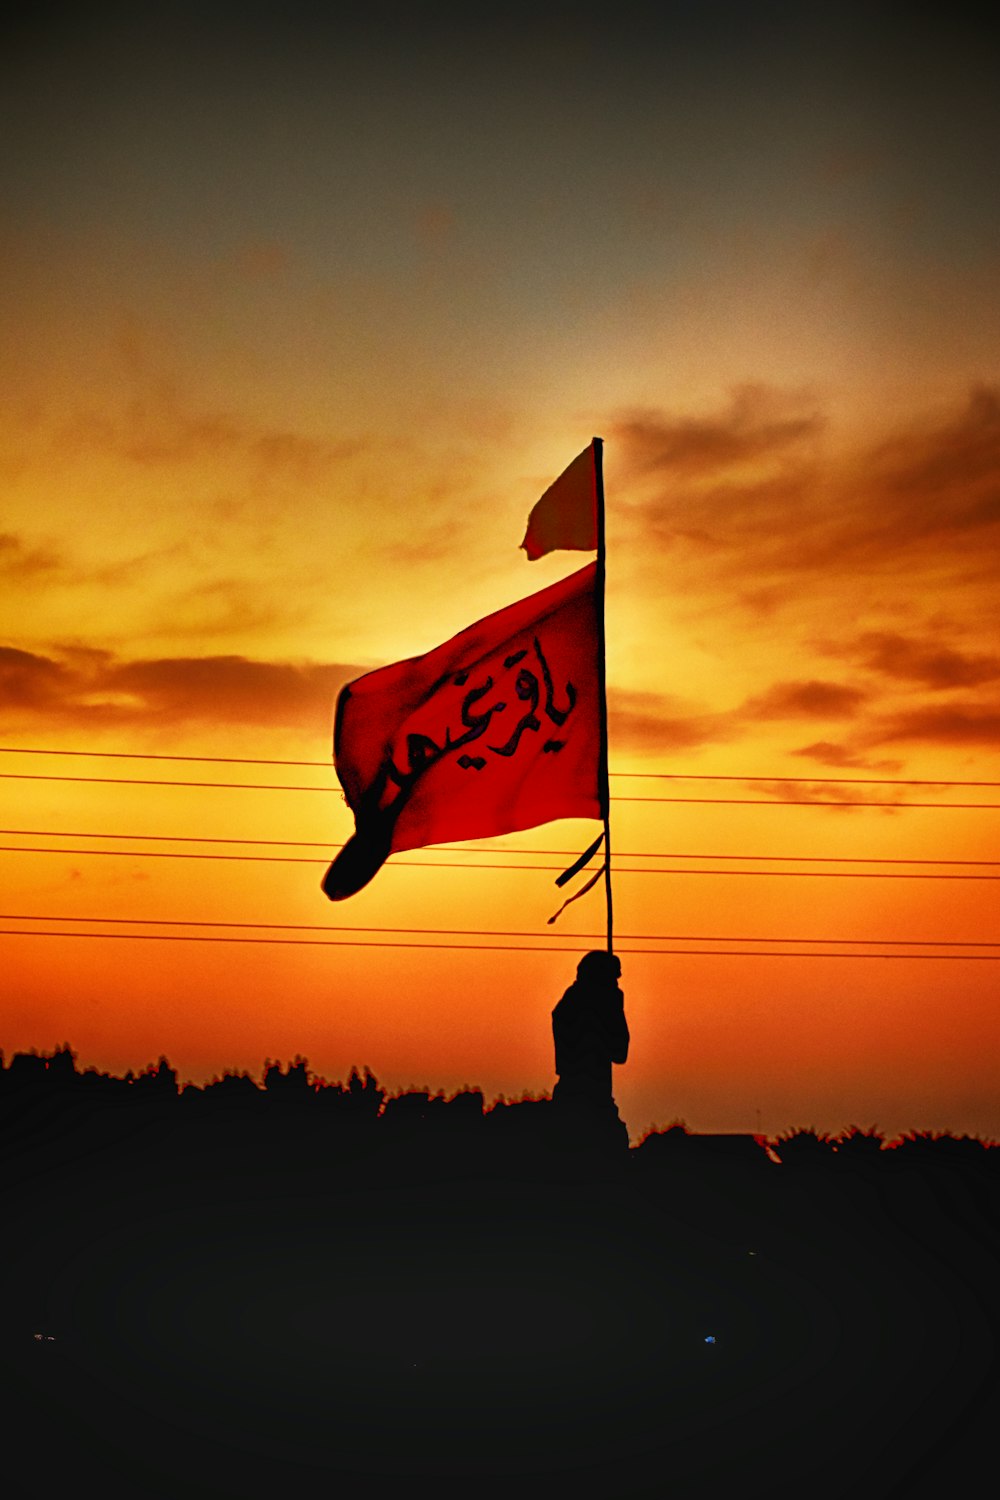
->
[792,701,1000,760]
[616,383,1000,589]
[55,398,363,481]
[738,679,868,721]
[791,741,903,774]
[832,630,1000,690]
[0,532,63,580]
[608,687,733,750]
[0,647,363,730]
[869,703,1000,749]
[0,648,752,753]
[615,385,823,482]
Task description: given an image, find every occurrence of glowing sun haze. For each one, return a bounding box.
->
[3,3,1000,1140]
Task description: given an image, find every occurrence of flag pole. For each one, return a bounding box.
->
[593,436,613,954]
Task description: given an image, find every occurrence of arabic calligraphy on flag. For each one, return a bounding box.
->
[323,563,601,900]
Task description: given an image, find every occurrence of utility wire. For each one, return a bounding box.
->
[0,746,326,768]
[2,928,998,958]
[613,796,1000,809]
[0,771,341,791]
[5,912,998,947]
[3,828,996,866]
[3,746,1000,789]
[2,771,999,808]
[4,845,1000,877]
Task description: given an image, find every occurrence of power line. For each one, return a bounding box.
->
[0,771,338,792]
[0,746,327,769]
[4,845,1000,878]
[6,913,998,947]
[623,773,1000,788]
[613,796,1000,809]
[3,828,998,866]
[3,928,999,958]
[0,844,568,869]
[3,771,999,808]
[4,745,1000,789]
[0,826,342,848]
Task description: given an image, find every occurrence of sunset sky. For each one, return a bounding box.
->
[3,2,1000,1140]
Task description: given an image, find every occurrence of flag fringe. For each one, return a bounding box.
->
[554,831,605,889]
[547,863,606,925]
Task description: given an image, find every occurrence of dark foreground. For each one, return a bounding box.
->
[3,1083,998,1497]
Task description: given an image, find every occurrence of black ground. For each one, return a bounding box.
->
[3,1073,998,1497]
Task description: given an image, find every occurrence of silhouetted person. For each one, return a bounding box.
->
[552,951,629,1149]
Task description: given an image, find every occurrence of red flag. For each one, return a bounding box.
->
[520,442,599,560]
[323,563,600,900]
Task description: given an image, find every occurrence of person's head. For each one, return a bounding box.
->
[576,950,622,984]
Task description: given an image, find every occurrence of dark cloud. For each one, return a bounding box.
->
[0,647,363,729]
[735,584,794,617]
[617,383,1000,588]
[614,384,822,481]
[608,687,732,751]
[752,779,907,811]
[872,386,1000,508]
[792,385,1000,572]
[1,529,193,598]
[791,741,903,774]
[105,656,363,727]
[3,647,738,752]
[809,700,1000,756]
[610,388,827,585]
[0,646,71,709]
[869,703,1000,749]
[739,679,868,721]
[844,631,1000,689]
[804,386,1000,571]
[0,531,63,579]
[55,394,364,481]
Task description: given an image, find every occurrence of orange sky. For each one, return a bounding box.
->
[3,5,1000,1140]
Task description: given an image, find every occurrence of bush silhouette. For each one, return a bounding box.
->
[836,1125,885,1161]
[773,1127,837,1166]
